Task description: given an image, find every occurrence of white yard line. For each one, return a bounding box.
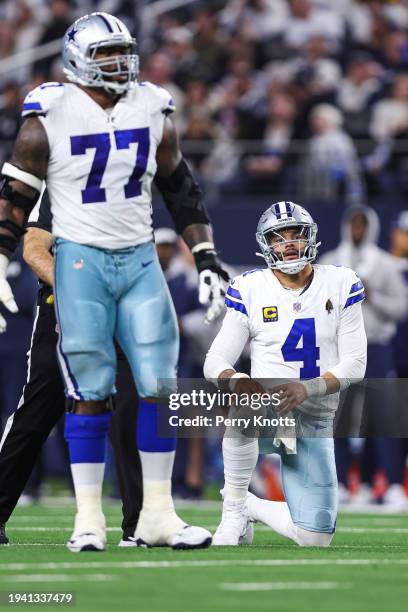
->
[1,559,408,572]
[8,526,408,534]
[3,574,116,583]
[8,544,66,547]
[9,527,122,532]
[220,581,352,591]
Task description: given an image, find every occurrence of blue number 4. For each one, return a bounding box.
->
[70,128,150,204]
[281,318,320,379]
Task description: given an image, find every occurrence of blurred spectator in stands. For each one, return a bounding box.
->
[33,0,72,80]
[211,56,267,140]
[0,20,16,62]
[337,51,383,139]
[180,79,213,128]
[365,73,408,194]
[321,207,407,507]
[181,113,217,175]
[141,52,185,125]
[75,1,138,31]
[285,0,346,54]
[0,248,37,427]
[11,1,44,84]
[163,26,201,89]
[220,0,288,41]
[378,30,408,74]
[265,35,340,109]
[242,91,298,195]
[390,211,408,379]
[370,72,408,141]
[302,103,365,204]
[191,7,228,84]
[388,211,408,509]
[288,35,340,101]
[0,81,22,166]
[348,0,408,47]
[321,208,406,337]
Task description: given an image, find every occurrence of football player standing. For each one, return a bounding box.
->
[0,13,228,551]
[204,201,367,547]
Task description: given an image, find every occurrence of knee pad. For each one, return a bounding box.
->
[294,526,334,548]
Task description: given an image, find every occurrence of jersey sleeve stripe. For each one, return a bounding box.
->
[227,286,242,300]
[225,297,248,316]
[344,291,366,308]
[349,287,365,298]
[350,280,364,294]
[225,293,244,305]
[23,102,42,111]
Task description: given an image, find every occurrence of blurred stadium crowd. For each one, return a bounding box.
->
[2,0,408,202]
[1,0,408,510]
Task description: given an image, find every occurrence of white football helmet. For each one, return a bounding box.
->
[256,201,320,274]
[62,12,139,94]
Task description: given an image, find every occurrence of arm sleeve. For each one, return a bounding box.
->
[328,302,367,385]
[203,309,250,380]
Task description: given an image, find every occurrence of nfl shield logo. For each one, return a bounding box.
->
[293,302,301,312]
[73,259,84,270]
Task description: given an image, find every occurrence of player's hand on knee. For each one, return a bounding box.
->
[0,254,18,333]
[198,269,229,324]
[273,382,308,415]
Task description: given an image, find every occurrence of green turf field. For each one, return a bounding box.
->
[1,500,407,612]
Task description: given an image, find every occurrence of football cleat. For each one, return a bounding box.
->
[134,509,212,549]
[212,499,254,546]
[67,532,105,552]
[0,523,9,545]
[67,512,106,552]
[118,535,138,548]
[168,525,212,550]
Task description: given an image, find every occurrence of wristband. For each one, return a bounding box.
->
[302,377,327,398]
[229,372,250,392]
[191,242,215,254]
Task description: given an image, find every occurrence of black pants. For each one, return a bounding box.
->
[0,289,143,537]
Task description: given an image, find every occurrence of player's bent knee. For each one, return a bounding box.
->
[71,399,111,415]
[295,526,334,548]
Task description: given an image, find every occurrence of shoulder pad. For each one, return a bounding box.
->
[138,81,175,115]
[242,268,263,277]
[22,82,65,118]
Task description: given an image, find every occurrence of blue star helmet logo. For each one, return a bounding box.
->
[67,27,77,42]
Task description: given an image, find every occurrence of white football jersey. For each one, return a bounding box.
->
[224,264,366,415]
[22,81,175,249]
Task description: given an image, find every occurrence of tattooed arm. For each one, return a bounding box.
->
[0,117,49,332]
[0,117,49,257]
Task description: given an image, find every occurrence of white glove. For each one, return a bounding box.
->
[198,269,227,325]
[0,253,18,333]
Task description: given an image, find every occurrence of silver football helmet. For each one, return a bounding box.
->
[62,12,139,94]
[256,201,320,274]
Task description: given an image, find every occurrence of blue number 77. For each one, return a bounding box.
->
[70,128,150,204]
